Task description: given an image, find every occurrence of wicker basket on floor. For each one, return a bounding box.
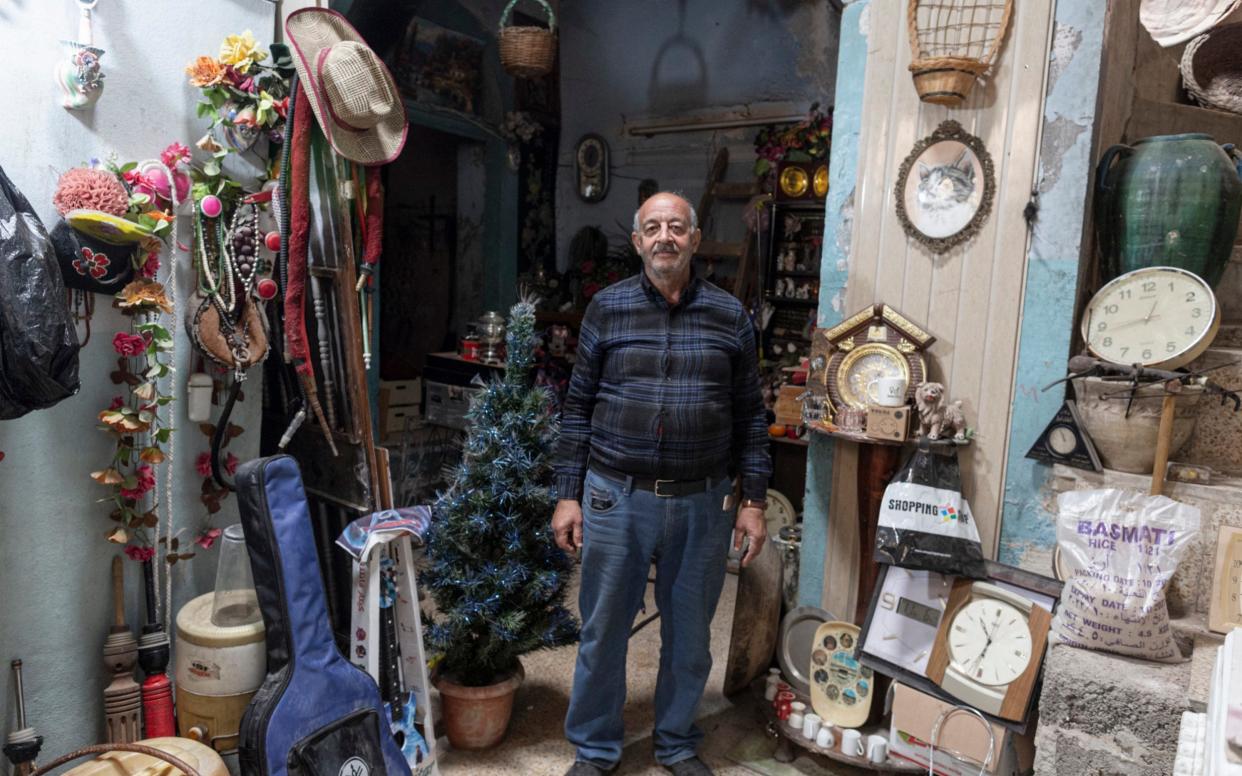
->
[1181,23,1242,115]
[906,0,1013,105]
[498,0,556,78]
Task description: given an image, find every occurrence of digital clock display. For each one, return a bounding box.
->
[897,596,941,628]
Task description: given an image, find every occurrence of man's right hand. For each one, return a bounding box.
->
[552,499,584,554]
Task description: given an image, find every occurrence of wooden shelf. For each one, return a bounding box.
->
[534,310,585,327]
[807,421,972,449]
[775,271,821,279]
[770,434,809,447]
[766,294,818,307]
[752,679,920,772]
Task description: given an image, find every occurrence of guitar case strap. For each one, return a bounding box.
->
[236,455,410,776]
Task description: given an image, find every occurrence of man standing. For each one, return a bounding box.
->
[553,192,772,776]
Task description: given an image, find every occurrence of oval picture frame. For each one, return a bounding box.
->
[894,120,996,253]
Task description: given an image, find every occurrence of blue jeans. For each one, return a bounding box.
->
[565,468,736,768]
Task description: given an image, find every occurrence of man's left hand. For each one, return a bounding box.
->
[733,506,766,568]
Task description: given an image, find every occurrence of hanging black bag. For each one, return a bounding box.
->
[0,165,80,419]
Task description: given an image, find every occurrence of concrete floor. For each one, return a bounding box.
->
[437,569,864,776]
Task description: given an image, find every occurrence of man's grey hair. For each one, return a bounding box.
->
[632,191,699,234]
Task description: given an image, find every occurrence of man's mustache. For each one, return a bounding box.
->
[652,242,678,254]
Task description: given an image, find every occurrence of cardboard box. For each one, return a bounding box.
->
[773,385,805,427]
[866,404,911,442]
[888,683,1032,776]
[381,378,422,407]
[383,405,423,440]
[424,380,481,431]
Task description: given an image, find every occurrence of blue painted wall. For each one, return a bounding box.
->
[998,2,1107,570]
[798,0,868,608]
[0,0,269,756]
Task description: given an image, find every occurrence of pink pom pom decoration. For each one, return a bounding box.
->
[53,167,129,217]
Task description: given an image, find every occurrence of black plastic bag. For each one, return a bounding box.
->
[0,165,80,419]
[874,440,987,578]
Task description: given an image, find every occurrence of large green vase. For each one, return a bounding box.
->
[1096,133,1242,288]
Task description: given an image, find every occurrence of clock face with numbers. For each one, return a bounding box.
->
[947,598,1033,687]
[1081,266,1219,369]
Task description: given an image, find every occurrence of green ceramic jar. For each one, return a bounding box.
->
[1095,133,1242,288]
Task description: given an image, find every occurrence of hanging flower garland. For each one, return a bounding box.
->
[186,30,292,157]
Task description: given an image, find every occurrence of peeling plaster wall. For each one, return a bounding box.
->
[555,0,839,268]
[0,0,270,757]
[998,2,1107,571]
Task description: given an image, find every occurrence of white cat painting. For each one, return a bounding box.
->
[903,142,983,239]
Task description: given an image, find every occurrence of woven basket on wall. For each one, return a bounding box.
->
[498,0,557,79]
[1181,23,1242,115]
[906,0,1013,106]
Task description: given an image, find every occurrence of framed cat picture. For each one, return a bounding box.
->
[894,120,996,253]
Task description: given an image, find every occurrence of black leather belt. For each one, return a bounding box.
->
[589,459,729,498]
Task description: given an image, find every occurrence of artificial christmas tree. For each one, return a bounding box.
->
[422,298,578,745]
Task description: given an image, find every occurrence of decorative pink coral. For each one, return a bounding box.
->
[53,167,128,217]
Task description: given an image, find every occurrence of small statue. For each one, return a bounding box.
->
[915,381,968,441]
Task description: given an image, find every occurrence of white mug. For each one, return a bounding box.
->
[841,728,864,758]
[866,734,889,764]
[867,376,908,407]
[802,713,822,741]
[788,701,806,732]
[815,726,835,749]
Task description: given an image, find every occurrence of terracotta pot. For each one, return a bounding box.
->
[434,661,524,750]
[1073,377,1203,474]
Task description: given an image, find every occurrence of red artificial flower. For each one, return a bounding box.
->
[109,395,125,410]
[195,527,223,550]
[160,142,191,168]
[112,332,149,357]
[123,545,155,562]
[273,97,289,118]
[606,271,620,284]
[120,464,156,500]
[224,452,240,476]
[580,260,595,274]
[195,451,212,478]
[583,282,601,300]
[139,251,160,279]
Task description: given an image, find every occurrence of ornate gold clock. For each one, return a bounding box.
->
[808,304,934,412]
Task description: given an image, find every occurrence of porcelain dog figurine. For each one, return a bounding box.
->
[915,381,968,441]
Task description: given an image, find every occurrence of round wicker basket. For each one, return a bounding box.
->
[1181,23,1242,115]
[908,57,992,106]
[498,0,556,79]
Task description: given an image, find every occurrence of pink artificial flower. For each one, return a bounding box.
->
[195,452,212,478]
[124,545,156,562]
[273,97,289,118]
[195,527,223,550]
[112,332,149,357]
[160,142,191,168]
[139,251,160,279]
[109,395,125,410]
[120,464,156,500]
[224,452,240,476]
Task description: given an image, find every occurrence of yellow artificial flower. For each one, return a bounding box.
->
[219,30,268,74]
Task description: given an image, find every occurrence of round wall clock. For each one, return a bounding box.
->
[836,343,913,410]
[1081,266,1219,369]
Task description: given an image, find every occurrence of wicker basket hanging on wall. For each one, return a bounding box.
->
[907,0,1013,106]
[498,0,557,79]
[1181,23,1242,115]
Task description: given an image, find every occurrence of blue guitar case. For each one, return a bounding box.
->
[237,455,411,776]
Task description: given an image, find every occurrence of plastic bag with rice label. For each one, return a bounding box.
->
[1051,488,1199,663]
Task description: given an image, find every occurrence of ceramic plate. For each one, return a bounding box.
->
[809,620,872,728]
[777,605,833,696]
[766,488,796,537]
[1141,0,1242,46]
[65,209,154,245]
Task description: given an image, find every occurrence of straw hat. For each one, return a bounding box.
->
[285,8,408,165]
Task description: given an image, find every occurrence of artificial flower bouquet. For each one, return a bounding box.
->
[186,30,292,154]
[753,103,833,179]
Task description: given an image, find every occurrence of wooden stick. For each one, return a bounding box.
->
[1150,394,1178,496]
[111,556,126,631]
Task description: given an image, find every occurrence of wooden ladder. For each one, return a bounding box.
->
[695,148,760,305]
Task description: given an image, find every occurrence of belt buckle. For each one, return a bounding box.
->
[654,478,674,498]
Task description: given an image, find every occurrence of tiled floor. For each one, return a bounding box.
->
[436,571,862,776]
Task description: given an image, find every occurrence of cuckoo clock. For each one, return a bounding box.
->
[808,304,934,412]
